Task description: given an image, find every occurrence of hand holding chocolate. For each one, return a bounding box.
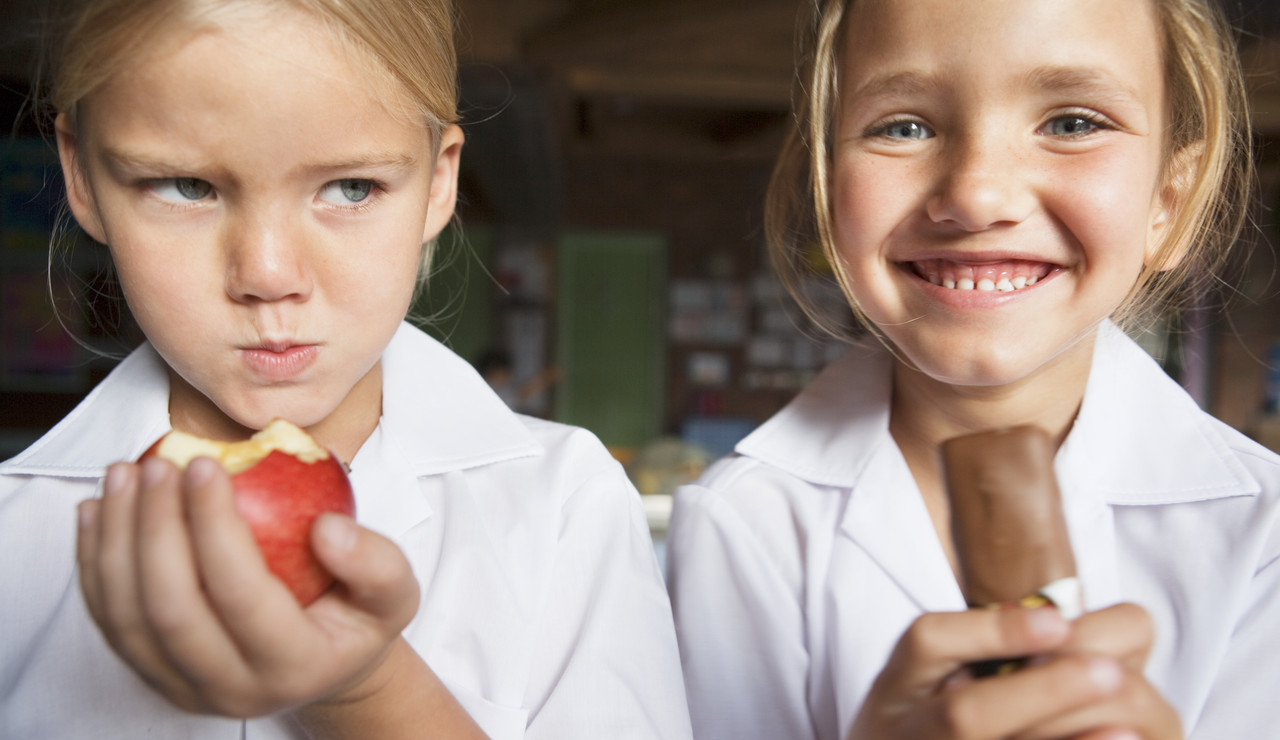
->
[941,425,1082,675]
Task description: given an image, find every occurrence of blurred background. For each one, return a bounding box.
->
[2,1,1280,526]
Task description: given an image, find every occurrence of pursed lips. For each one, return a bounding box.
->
[239,343,320,382]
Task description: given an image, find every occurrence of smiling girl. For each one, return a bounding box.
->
[667,0,1278,738]
[0,2,691,739]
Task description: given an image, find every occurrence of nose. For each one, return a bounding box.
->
[925,133,1036,231]
[223,206,313,304]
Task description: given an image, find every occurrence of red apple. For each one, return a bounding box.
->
[140,419,356,605]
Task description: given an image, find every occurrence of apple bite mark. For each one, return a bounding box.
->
[141,419,356,605]
[910,259,1058,292]
[151,419,332,472]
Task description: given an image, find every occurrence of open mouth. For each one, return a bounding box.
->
[909,259,1058,293]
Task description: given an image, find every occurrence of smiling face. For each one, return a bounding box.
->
[830,0,1174,398]
[57,5,462,452]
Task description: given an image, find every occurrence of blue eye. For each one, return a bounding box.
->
[319,179,375,205]
[875,119,933,141]
[152,177,213,202]
[1044,115,1104,137]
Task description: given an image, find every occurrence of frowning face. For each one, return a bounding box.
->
[58,6,461,447]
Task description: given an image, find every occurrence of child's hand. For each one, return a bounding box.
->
[847,606,1182,740]
[76,456,419,718]
[1010,604,1184,740]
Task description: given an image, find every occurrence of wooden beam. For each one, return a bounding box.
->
[567,67,791,109]
[525,0,800,78]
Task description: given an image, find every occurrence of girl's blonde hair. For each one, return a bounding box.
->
[766,0,1254,341]
[52,0,458,137]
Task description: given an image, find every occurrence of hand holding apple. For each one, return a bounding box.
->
[76,444,420,718]
[140,419,355,605]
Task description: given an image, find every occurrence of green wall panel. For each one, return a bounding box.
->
[556,231,666,449]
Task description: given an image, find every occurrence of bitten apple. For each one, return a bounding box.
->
[140,419,356,605]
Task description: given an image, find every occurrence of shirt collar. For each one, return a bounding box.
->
[373,322,542,476]
[1058,321,1258,504]
[2,323,542,479]
[735,321,1258,506]
[735,339,893,488]
[1,343,172,477]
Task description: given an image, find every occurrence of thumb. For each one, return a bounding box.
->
[310,513,420,630]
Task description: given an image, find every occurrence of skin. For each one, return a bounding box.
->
[57,6,461,463]
[850,604,1179,740]
[831,0,1177,445]
[827,0,1189,737]
[62,6,485,738]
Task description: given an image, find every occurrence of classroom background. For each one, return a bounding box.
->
[3,0,1280,551]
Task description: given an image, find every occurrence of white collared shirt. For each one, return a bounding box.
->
[667,322,1280,740]
[0,322,693,740]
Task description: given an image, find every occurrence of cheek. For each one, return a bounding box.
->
[108,238,199,319]
[830,166,876,270]
[828,158,915,306]
[323,222,423,307]
[830,154,920,252]
[1051,150,1164,263]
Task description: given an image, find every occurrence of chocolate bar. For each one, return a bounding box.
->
[941,426,1082,675]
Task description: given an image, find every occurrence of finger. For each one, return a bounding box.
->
[1011,667,1182,740]
[93,463,157,660]
[310,513,419,630]
[76,485,107,627]
[134,456,248,711]
[90,460,205,706]
[1060,603,1155,671]
[884,607,1072,692]
[1071,731,1142,740]
[925,653,1126,740]
[181,457,302,671]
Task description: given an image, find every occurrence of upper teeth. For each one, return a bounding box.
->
[941,275,1039,291]
[919,259,1047,292]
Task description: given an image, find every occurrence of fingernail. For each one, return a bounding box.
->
[103,464,128,496]
[140,457,169,487]
[77,500,97,530]
[1026,606,1069,640]
[186,457,219,485]
[1088,657,1123,693]
[317,514,356,552]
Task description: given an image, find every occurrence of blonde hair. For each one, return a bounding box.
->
[766,0,1254,341]
[52,0,458,136]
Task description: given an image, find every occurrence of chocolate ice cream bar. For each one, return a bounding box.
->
[942,425,1081,617]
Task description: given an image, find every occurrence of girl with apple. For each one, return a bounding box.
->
[0,1,692,739]
[666,0,1280,738]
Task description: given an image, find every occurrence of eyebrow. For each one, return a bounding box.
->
[846,71,937,103]
[98,148,196,177]
[846,66,1144,106]
[1022,65,1145,106]
[98,148,421,178]
[304,153,421,175]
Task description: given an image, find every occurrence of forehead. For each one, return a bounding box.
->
[77,5,432,166]
[113,3,418,122]
[839,0,1166,109]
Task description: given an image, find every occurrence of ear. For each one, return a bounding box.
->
[54,112,108,244]
[1144,141,1202,272]
[421,124,464,243]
